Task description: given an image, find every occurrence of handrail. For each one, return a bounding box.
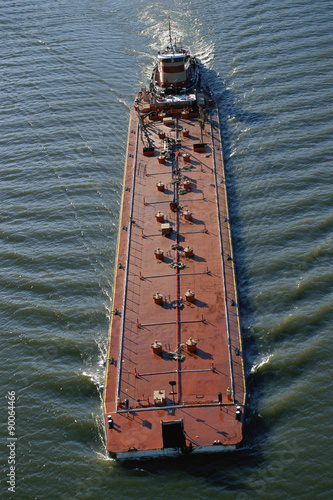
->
[116,119,140,402]
[210,112,235,403]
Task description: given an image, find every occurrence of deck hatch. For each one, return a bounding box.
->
[161,419,186,449]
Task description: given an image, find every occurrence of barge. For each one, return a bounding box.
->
[104,24,246,459]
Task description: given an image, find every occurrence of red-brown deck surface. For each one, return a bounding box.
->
[104,91,246,458]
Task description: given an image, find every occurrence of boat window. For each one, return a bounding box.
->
[160,56,185,63]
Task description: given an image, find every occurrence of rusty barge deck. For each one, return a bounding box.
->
[104,88,246,459]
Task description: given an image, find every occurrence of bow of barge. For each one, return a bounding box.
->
[104,33,246,460]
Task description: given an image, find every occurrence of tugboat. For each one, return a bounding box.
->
[103,21,246,459]
[151,19,199,94]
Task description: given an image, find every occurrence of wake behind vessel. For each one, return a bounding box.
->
[104,25,246,459]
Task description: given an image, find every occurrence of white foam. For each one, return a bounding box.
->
[251,354,273,373]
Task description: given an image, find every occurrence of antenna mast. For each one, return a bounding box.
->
[168,17,172,46]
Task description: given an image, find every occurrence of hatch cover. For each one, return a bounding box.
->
[161,419,186,449]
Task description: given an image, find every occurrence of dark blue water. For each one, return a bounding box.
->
[2,0,332,498]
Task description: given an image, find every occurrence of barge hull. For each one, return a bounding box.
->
[104,89,246,459]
